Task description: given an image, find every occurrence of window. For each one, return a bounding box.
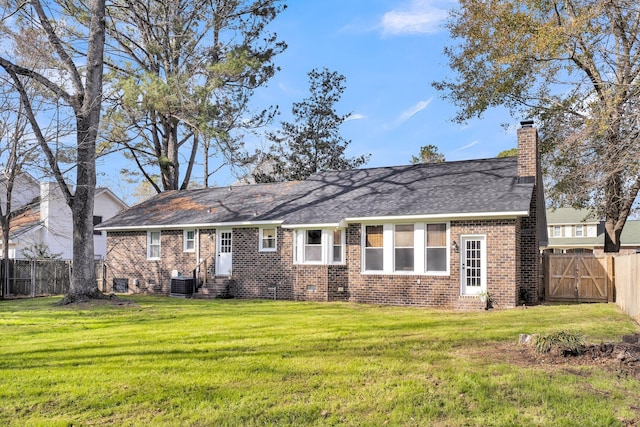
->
[260,227,277,252]
[183,230,195,252]
[361,222,450,275]
[147,231,161,260]
[553,226,562,237]
[365,225,384,271]
[394,224,414,271]
[305,230,322,262]
[426,223,447,273]
[332,229,343,263]
[293,228,345,264]
[93,216,102,236]
[575,225,584,237]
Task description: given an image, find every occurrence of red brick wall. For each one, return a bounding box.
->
[105,229,215,294]
[231,228,294,300]
[106,218,528,309]
[517,125,537,178]
[345,220,519,309]
[294,265,329,302]
[516,122,541,304]
[519,193,541,304]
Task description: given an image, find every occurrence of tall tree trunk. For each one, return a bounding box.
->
[603,172,625,253]
[160,117,180,190]
[603,218,622,253]
[68,117,98,296]
[0,0,106,302]
[2,224,9,298]
[65,0,106,300]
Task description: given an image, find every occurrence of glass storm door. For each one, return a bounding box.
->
[217,230,233,276]
[461,236,486,295]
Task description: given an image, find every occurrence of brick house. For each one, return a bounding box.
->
[97,121,547,309]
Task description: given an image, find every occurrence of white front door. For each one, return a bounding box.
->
[460,235,486,295]
[216,230,233,276]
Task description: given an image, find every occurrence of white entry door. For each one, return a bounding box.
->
[460,235,486,295]
[216,230,233,276]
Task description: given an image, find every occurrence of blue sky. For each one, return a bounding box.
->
[97,0,521,200]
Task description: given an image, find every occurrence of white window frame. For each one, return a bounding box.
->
[147,231,161,260]
[331,229,345,264]
[293,228,346,265]
[553,226,562,237]
[259,227,277,252]
[361,222,450,275]
[304,229,323,263]
[362,224,385,272]
[574,225,584,237]
[183,229,196,252]
[394,224,415,272]
[425,222,450,275]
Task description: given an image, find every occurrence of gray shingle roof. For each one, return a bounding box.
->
[97,157,534,230]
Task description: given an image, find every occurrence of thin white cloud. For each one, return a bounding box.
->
[344,113,366,122]
[277,81,304,97]
[388,98,432,129]
[454,140,479,152]
[379,0,450,36]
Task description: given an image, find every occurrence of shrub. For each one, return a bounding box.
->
[535,331,584,354]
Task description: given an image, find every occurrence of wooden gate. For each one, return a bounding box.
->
[544,254,612,302]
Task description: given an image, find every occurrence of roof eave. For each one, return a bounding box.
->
[96,219,284,232]
[341,210,530,223]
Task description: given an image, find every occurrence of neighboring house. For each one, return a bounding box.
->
[0,176,128,259]
[545,207,640,255]
[0,173,41,213]
[98,122,546,309]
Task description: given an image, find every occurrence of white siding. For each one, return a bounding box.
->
[93,191,127,259]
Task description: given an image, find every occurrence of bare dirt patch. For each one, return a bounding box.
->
[56,293,139,308]
[477,333,640,381]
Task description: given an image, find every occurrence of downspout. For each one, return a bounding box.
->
[196,229,200,267]
[195,229,200,289]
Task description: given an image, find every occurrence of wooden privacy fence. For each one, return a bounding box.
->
[614,254,640,322]
[544,253,640,321]
[544,253,613,303]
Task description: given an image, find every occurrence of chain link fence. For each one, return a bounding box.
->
[1,259,105,298]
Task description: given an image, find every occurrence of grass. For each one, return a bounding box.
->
[0,296,638,426]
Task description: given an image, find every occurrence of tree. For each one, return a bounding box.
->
[102,0,285,192]
[497,148,517,158]
[411,145,445,164]
[0,80,40,298]
[434,0,640,252]
[256,68,370,182]
[20,243,62,260]
[0,0,107,300]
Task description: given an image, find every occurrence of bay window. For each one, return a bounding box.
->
[294,228,345,264]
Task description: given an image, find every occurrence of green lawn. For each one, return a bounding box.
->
[0,296,638,426]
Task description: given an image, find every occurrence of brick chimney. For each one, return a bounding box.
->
[517,119,538,181]
[516,119,545,306]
